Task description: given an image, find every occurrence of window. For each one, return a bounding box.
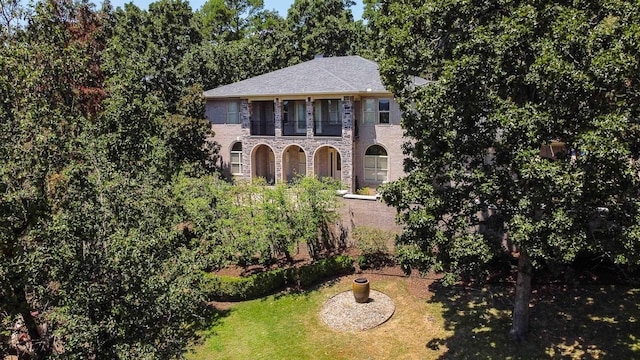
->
[296,102,306,133]
[328,99,341,124]
[227,101,240,124]
[314,99,342,135]
[283,101,289,124]
[230,142,242,175]
[378,99,390,124]
[314,103,322,133]
[363,98,392,124]
[364,99,376,124]
[283,101,306,134]
[364,145,388,182]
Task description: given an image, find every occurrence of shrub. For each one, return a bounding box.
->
[352,226,396,270]
[202,255,354,301]
[356,187,375,196]
[352,226,393,255]
[297,255,355,287]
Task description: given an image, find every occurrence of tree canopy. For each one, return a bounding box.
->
[376,0,640,340]
[286,0,357,61]
[0,0,218,357]
[199,0,264,41]
[1,0,370,356]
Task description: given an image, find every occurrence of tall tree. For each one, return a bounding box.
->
[286,0,356,62]
[193,6,293,92]
[1,0,214,357]
[1,0,107,355]
[376,0,640,340]
[351,0,382,60]
[199,0,263,41]
[246,8,292,72]
[0,0,25,40]
[100,0,215,175]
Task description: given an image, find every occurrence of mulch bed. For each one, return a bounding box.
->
[320,290,396,332]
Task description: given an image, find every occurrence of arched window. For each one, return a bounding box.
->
[230,142,242,175]
[364,145,388,182]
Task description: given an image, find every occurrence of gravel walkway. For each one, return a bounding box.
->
[320,290,395,332]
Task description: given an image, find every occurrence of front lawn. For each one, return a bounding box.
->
[187,276,449,359]
[187,275,640,359]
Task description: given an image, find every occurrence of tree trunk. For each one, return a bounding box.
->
[510,250,532,341]
[14,284,47,358]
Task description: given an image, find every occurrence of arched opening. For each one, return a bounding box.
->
[314,146,341,181]
[252,144,275,184]
[364,145,388,183]
[283,145,306,183]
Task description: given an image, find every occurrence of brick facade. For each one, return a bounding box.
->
[207,95,406,192]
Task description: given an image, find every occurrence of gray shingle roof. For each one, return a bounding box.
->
[203,56,426,99]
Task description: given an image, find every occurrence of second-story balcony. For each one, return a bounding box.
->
[313,99,342,137]
[314,120,342,137]
[250,101,275,136]
[249,99,345,138]
[282,100,307,136]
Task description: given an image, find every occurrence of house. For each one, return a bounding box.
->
[203,55,427,192]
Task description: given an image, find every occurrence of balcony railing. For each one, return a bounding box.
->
[314,121,341,137]
[250,119,275,136]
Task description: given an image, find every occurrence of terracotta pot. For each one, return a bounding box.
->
[352,277,370,303]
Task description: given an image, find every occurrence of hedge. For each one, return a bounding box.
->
[203,255,355,301]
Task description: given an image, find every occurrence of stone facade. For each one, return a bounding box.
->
[206,95,405,192]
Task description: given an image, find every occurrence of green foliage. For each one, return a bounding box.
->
[0,0,24,40]
[297,255,354,287]
[375,0,640,337]
[352,225,396,269]
[174,176,341,269]
[42,169,211,359]
[0,0,371,356]
[289,177,341,260]
[0,0,216,357]
[286,0,357,62]
[100,0,217,175]
[203,268,292,302]
[202,255,354,301]
[1,3,109,356]
[376,0,640,281]
[199,0,264,41]
[355,187,374,195]
[352,225,392,255]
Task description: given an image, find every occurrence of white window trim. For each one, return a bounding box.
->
[364,146,388,183]
[378,98,391,124]
[364,99,376,124]
[230,143,242,175]
[363,98,393,125]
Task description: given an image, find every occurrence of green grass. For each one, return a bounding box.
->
[187,277,640,359]
[187,277,449,359]
[193,293,322,359]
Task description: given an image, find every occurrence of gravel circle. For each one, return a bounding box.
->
[320,290,395,332]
